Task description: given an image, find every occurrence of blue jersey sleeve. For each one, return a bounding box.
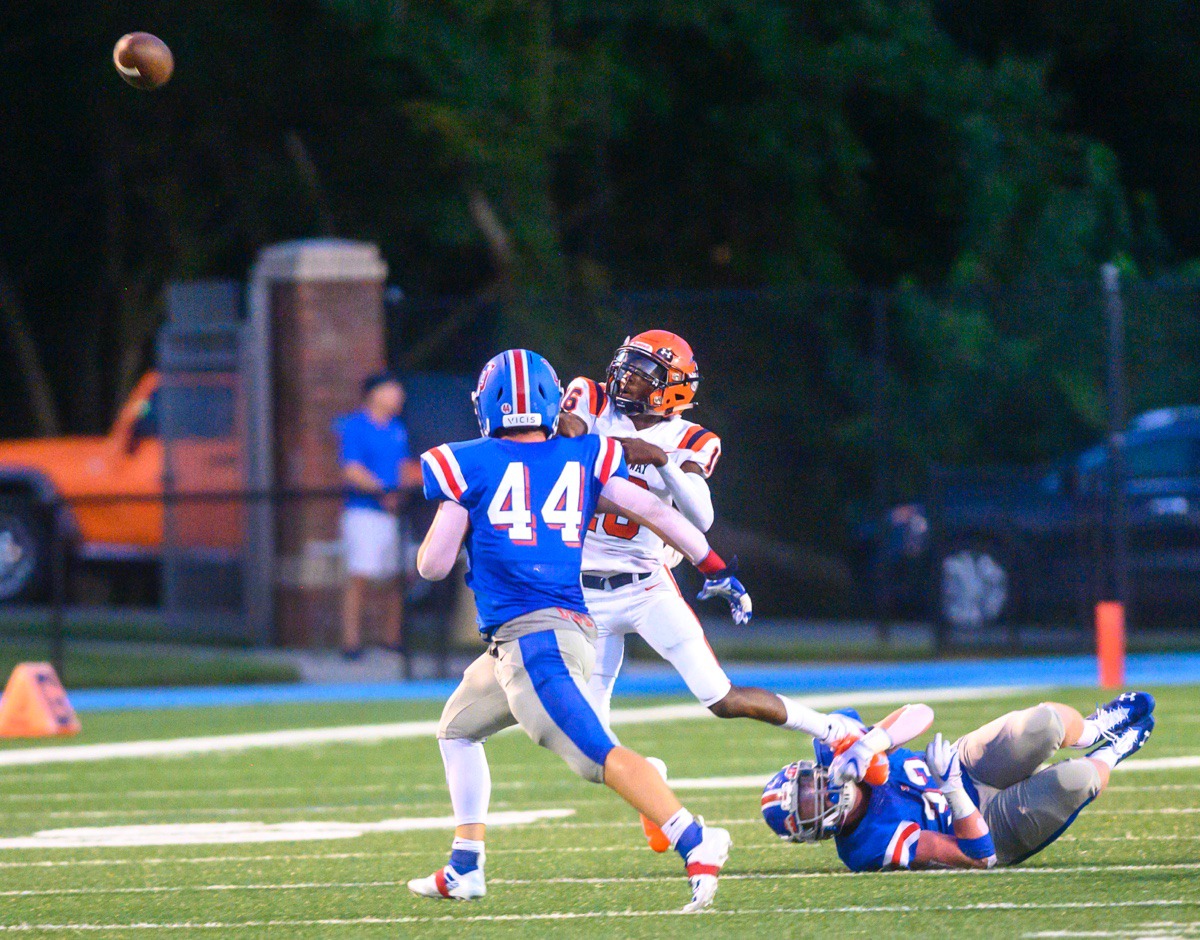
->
[420,443,470,504]
[592,435,629,486]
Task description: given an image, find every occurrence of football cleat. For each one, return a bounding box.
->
[682,818,731,913]
[406,863,486,901]
[1077,691,1156,747]
[1088,713,1155,767]
[640,757,671,853]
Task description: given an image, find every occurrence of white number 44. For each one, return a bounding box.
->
[488,461,585,546]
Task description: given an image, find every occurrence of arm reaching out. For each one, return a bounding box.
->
[600,476,752,623]
[657,461,715,531]
[828,704,935,786]
[416,501,470,581]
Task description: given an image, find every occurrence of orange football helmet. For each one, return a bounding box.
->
[605,329,700,417]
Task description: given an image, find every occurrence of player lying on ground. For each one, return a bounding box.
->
[559,332,861,737]
[760,691,1155,869]
[408,348,750,911]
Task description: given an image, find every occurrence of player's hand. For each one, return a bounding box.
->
[696,571,753,625]
[819,712,867,746]
[829,737,876,786]
[924,733,963,792]
[612,437,669,468]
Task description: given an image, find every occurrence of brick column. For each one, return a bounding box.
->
[248,240,388,646]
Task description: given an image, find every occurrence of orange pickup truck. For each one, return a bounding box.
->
[0,372,242,601]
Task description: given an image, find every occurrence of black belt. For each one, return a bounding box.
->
[581,571,651,591]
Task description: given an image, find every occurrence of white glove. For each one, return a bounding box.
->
[828,725,891,786]
[924,733,963,793]
[820,712,867,746]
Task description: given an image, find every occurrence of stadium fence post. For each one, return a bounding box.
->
[870,288,892,646]
[48,495,66,683]
[1100,263,1129,653]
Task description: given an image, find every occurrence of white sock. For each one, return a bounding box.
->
[1090,747,1119,769]
[451,837,485,854]
[439,738,491,827]
[1072,720,1102,749]
[780,696,830,737]
[662,808,696,848]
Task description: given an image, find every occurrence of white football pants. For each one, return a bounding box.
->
[585,566,732,727]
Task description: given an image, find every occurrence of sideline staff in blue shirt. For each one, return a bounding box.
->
[335,372,418,660]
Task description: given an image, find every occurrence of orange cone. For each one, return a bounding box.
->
[0,663,81,738]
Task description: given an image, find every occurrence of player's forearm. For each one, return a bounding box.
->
[600,477,724,571]
[656,462,714,531]
[944,787,997,866]
[914,831,991,869]
[417,502,469,580]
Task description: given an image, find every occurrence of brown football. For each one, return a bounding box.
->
[113,32,174,90]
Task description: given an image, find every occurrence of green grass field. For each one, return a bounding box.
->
[1,685,1197,938]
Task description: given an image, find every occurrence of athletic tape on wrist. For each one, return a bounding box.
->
[957,832,996,861]
[943,786,976,819]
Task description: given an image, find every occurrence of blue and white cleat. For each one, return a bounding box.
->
[407,863,486,900]
[682,818,732,913]
[1088,713,1155,767]
[1077,691,1156,747]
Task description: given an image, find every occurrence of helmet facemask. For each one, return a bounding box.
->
[779,761,854,843]
[606,348,670,415]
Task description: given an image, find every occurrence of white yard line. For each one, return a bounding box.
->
[0,685,1028,768]
[0,809,573,850]
[0,900,1193,931]
[3,862,1200,897]
[2,829,1198,871]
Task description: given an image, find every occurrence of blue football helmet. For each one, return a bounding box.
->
[762,759,854,843]
[764,706,867,842]
[472,349,563,438]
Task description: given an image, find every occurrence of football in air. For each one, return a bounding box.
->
[113,32,174,90]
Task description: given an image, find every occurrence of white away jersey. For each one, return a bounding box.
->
[563,376,721,574]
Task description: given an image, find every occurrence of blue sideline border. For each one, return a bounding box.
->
[67,651,1200,713]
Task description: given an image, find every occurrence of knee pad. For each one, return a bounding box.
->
[1051,758,1103,800]
[660,636,731,708]
[1028,704,1067,752]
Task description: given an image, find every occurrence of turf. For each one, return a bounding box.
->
[0,685,1197,938]
[0,640,299,690]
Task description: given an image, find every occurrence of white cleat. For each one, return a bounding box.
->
[406,863,486,900]
[682,818,731,913]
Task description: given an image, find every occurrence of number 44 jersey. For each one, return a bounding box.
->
[421,434,628,637]
[834,748,956,872]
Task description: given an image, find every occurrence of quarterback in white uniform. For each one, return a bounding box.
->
[559,330,859,744]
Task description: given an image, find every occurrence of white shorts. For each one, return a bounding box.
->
[584,566,731,707]
[341,507,401,580]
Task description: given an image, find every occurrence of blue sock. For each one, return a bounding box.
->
[449,837,484,874]
[449,848,479,873]
[674,821,703,861]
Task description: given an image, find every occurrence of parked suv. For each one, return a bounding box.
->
[0,372,242,601]
[876,407,1200,631]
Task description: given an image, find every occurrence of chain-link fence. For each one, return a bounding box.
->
[393,276,1200,653]
[1,276,1197,680]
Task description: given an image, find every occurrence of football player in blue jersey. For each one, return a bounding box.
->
[761,691,1155,870]
[407,348,752,912]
